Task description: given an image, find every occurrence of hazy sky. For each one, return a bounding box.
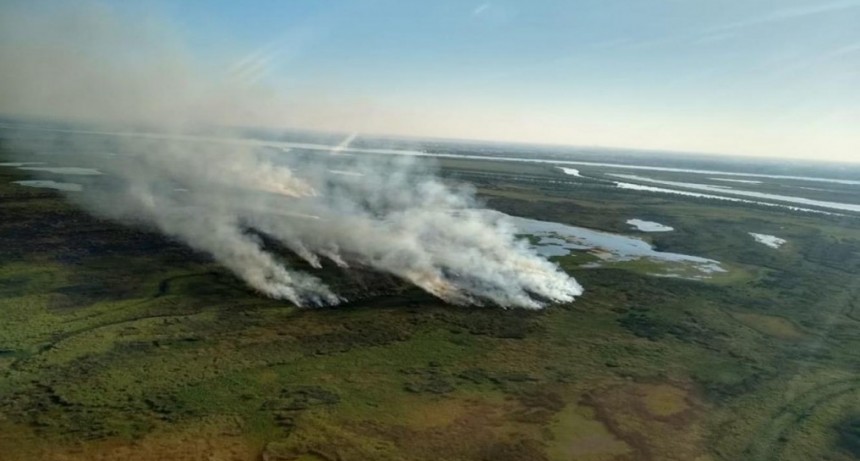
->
[4,0,860,161]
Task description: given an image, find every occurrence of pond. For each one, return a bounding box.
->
[510,215,724,277]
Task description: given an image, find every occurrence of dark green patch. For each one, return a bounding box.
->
[836,415,860,458]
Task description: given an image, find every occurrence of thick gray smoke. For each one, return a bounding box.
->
[0,3,583,308]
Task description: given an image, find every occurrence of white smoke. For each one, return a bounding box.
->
[0,3,583,308]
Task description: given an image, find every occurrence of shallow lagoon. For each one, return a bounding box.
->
[614,181,836,215]
[511,216,724,277]
[19,166,102,175]
[611,174,860,213]
[627,218,673,232]
[750,233,786,249]
[13,180,83,191]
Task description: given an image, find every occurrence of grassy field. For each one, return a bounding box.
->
[1,152,859,460]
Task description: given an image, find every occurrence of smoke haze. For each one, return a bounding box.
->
[0,3,583,308]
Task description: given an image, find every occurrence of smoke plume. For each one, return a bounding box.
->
[0,3,582,308]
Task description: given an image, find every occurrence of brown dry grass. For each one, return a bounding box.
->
[731,312,806,340]
[582,381,712,461]
[1,417,259,461]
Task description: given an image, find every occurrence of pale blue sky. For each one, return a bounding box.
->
[6,0,860,160]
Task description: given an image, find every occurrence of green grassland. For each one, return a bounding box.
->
[1,153,860,460]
